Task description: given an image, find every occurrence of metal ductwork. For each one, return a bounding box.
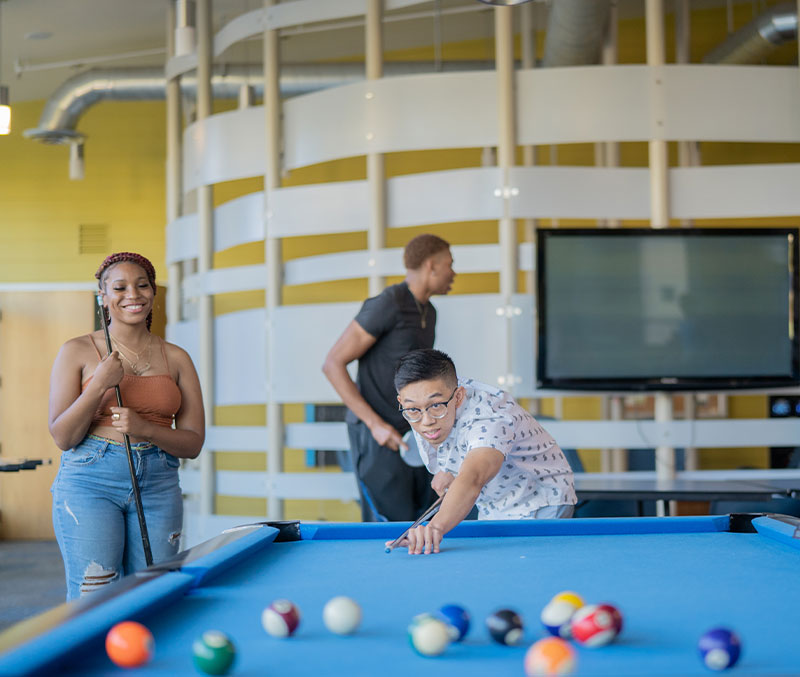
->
[704,2,797,64]
[27,1,619,146]
[541,0,611,67]
[24,61,491,145]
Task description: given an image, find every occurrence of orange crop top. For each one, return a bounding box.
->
[83,335,182,428]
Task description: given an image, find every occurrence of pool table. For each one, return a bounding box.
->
[1,514,799,676]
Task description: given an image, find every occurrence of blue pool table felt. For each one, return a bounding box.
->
[2,516,799,676]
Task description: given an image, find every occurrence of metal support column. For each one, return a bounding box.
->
[196,0,215,517]
[166,3,183,328]
[675,0,699,474]
[495,6,517,389]
[597,0,623,472]
[647,0,676,515]
[264,0,284,520]
[366,0,386,297]
[520,2,539,414]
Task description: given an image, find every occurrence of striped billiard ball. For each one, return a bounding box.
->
[262,599,302,638]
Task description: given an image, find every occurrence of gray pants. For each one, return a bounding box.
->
[346,421,437,522]
[532,504,575,519]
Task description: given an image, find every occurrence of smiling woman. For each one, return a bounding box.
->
[47,252,206,601]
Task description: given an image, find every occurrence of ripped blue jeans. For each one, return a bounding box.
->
[51,434,183,601]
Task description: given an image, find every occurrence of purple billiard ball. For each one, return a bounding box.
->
[437,604,470,642]
[698,627,741,671]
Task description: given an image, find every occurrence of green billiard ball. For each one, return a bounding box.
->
[192,630,236,675]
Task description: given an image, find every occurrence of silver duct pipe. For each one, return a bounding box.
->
[24,61,490,145]
[703,2,797,64]
[26,0,623,146]
[542,0,611,67]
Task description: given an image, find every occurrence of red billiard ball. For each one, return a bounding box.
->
[105,621,154,668]
[262,599,302,637]
[570,603,623,647]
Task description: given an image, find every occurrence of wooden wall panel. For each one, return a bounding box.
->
[0,291,94,539]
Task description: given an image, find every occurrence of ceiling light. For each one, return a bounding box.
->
[0,2,8,135]
[0,86,9,135]
[477,0,535,5]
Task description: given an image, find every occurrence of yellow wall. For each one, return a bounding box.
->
[0,100,167,283]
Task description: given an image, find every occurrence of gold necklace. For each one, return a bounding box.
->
[111,333,152,376]
[411,295,429,329]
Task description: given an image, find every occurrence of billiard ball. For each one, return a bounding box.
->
[486,608,524,646]
[105,620,154,668]
[524,636,577,677]
[407,613,451,657]
[698,627,742,671]
[541,591,584,638]
[570,603,623,647]
[437,604,470,642]
[192,630,236,675]
[262,599,301,638]
[323,596,362,635]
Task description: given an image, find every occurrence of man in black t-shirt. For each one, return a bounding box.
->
[323,234,455,521]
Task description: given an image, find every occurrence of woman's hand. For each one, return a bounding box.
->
[93,351,124,392]
[109,406,151,439]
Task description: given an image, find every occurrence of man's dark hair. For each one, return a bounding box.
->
[394,349,457,391]
[403,234,450,270]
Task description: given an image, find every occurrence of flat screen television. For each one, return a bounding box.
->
[536,227,800,391]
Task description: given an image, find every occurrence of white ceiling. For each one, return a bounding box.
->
[0,0,770,105]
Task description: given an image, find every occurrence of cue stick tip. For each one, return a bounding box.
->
[384,546,392,554]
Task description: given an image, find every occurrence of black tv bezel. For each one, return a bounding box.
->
[535,227,800,392]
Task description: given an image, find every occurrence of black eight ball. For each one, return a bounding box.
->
[486,608,524,646]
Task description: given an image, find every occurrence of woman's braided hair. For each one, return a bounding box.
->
[95,252,157,331]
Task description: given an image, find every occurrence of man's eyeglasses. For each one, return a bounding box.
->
[399,388,458,423]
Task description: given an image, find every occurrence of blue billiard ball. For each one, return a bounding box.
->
[437,604,470,642]
[698,627,741,671]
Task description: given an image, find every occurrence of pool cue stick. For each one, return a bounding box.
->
[96,294,154,567]
[384,494,445,553]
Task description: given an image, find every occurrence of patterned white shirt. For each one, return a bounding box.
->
[413,378,577,519]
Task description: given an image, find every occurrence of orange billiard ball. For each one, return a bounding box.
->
[105,621,155,668]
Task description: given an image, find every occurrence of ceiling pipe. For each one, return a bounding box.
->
[703,2,797,64]
[25,0,623,146]
[24,61,491,144]
[542,0,611,67]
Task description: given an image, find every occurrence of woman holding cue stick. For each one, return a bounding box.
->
[49,252,204,601]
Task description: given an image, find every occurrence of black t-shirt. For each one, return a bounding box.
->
[348,282,436,432]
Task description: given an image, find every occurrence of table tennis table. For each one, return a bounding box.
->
[574,470,800,516]
[0,458,51,472]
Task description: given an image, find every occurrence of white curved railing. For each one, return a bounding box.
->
[181,66,800,190]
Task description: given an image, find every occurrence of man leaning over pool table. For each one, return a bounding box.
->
[388,349,576,555]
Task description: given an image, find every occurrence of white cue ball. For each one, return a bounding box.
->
[323,596,362,635]
[408,615,450,657]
